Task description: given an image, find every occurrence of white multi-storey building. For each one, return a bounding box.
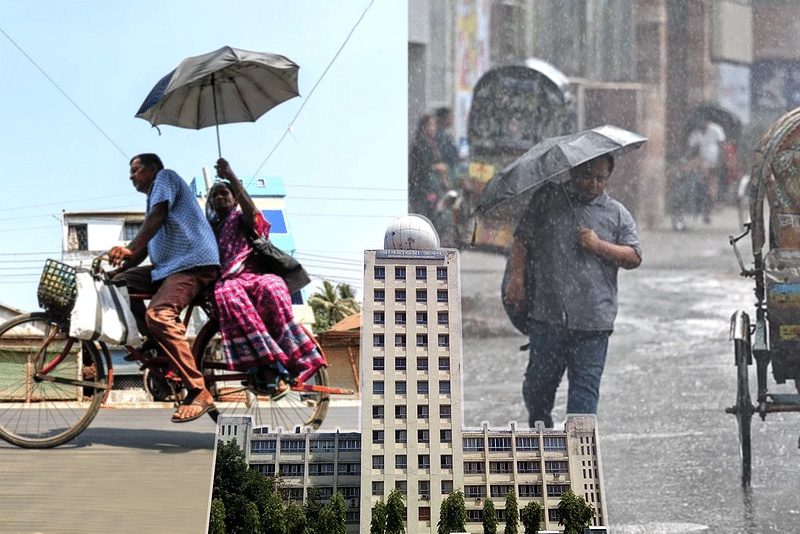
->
[216,216,607,533]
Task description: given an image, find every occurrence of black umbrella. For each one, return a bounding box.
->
[136,46,300,157]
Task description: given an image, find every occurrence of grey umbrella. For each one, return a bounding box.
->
[473,124,647,217]
[135,46,300,157]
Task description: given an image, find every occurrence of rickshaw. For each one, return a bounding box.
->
[728,107,800,486]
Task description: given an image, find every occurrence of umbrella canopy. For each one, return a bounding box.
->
[136,46,300,155]
[473,124,647,217]
[684,102,742,144]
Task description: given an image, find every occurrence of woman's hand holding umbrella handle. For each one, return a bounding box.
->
[215,157,259,229]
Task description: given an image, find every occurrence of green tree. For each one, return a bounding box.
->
[213,439,249,500]
[304,486,325,527]
[261,489,287,534]
[325,492,348,534]
[286,500,311,534]
[385,488,406,534]
[520,501,543,534]
[242,501,261,534]
[481,498,498,534]
[371,501,387,534]
[557,490,596,534]
[503,489,519,534]
[209,498,227,534]
[308,281,360,333]
[437,489,466,534]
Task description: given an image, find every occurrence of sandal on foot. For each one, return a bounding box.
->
[171,388,215,423]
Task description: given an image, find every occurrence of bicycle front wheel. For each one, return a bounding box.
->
[0,312,106,448]
[195,321,330,431]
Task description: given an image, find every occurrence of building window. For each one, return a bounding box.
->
[308,463,335,476]
[373,381,384,395]
[440,429,452,443]
[374,311,385,325]
[310,439,335,452]
[339,438,361,452]
[418,454,431,469]
[467,510,483,523]
[438,334,449,348]
[488,437,512,452]
[395,480,407,495]
[547,484,571,497]
[438,311,449,325]
[417,381,429,395]
[438,357,450,371]
[123,221,142,242]
[441,480,454,494]
[67,224,88,251]
[416,266,426,279]
[374,266,385,280]
[372,430,384,444]
[465,485,486,499]
[437,289,448,302]
[464,461,485,474]
[516,437,539,451]
[548,509,560,523]
[373,334,385,348]
[491,485,512,498]
[372,481,384,495]
[490,462,513,474]
[416,290,427,303]
[281,440,305,452]
[279,464,304,476]
[395,429,407,443]
[419,480,431,496]
[416,334,428,348]
[253,464,276,475]
[417,357,429,371]
[372,406,384,419]
[417,405,429,419]
[517,461,541,474]
[440,405,451,419]
[395,357,406,371]
[372,456,384,470]
[373,357,384,371]
[338,463,360,475]
[416,311,427,325]
[395,381,406,395]
[545,460,569,474]
[395,266,406,280]
[395,405,407,419]
[518,484,543,498]
[395,455,407,470]
[395,289,406,302]
[441,455,453,469]
[436,267,447,280]
[374,289,385,302]
[463,437,484,451]
[346,512,360,524]
[419,506,431,521]
[251,441,276,453]
[439,381,451,395]
[286,487,304,501]
[395,334,407,348]
[543,436,567,451]
[418,429,430,444]
[395,311,406,325]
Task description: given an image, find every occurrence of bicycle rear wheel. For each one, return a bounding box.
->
[194,321,330,431]
[0,312,106,448]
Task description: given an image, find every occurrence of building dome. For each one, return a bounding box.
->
[384,214,440,250]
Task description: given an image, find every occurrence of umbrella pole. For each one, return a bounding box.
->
[211,73,222,158]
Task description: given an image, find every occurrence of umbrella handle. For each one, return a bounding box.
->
[211,73,221,158]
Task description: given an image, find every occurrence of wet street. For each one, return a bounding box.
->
[459,206,800,533]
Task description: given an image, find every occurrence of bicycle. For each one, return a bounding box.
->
[0,258,353,448]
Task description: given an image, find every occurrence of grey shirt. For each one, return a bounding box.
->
[514,184,641,331]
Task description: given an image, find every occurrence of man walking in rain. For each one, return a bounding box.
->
[504,154,642,428]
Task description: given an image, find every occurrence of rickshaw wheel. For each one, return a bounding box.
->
[734,338,753,487]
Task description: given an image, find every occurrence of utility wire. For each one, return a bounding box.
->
[250,0,375,179]
[0,26,128,161]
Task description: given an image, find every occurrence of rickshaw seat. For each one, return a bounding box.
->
[764,249,800,383]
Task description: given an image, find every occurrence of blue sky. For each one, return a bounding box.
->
[0,0,407,311]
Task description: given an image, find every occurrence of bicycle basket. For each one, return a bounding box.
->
[37,259,77,312]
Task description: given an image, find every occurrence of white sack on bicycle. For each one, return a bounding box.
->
[69,269,144,346]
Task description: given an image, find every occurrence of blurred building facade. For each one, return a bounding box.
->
[410,0,800,228]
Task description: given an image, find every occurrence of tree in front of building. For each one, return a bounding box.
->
[557,490,596,534]
[308,280,361,333]
[304,486,325,527]
[437,489,466,534]
[503,489,519,534]
[385,488,407,534]
[371,501,388,534]
[316,492,347,534]
[481,498,498,534]
[286,500,312,534]
[261,488,287,534]
[520,500,543,534]
[242,501,261,534]
[209,498,226,534]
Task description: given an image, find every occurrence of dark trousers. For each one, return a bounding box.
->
[113,265,218,390]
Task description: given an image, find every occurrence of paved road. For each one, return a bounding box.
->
[460,206,800,533]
